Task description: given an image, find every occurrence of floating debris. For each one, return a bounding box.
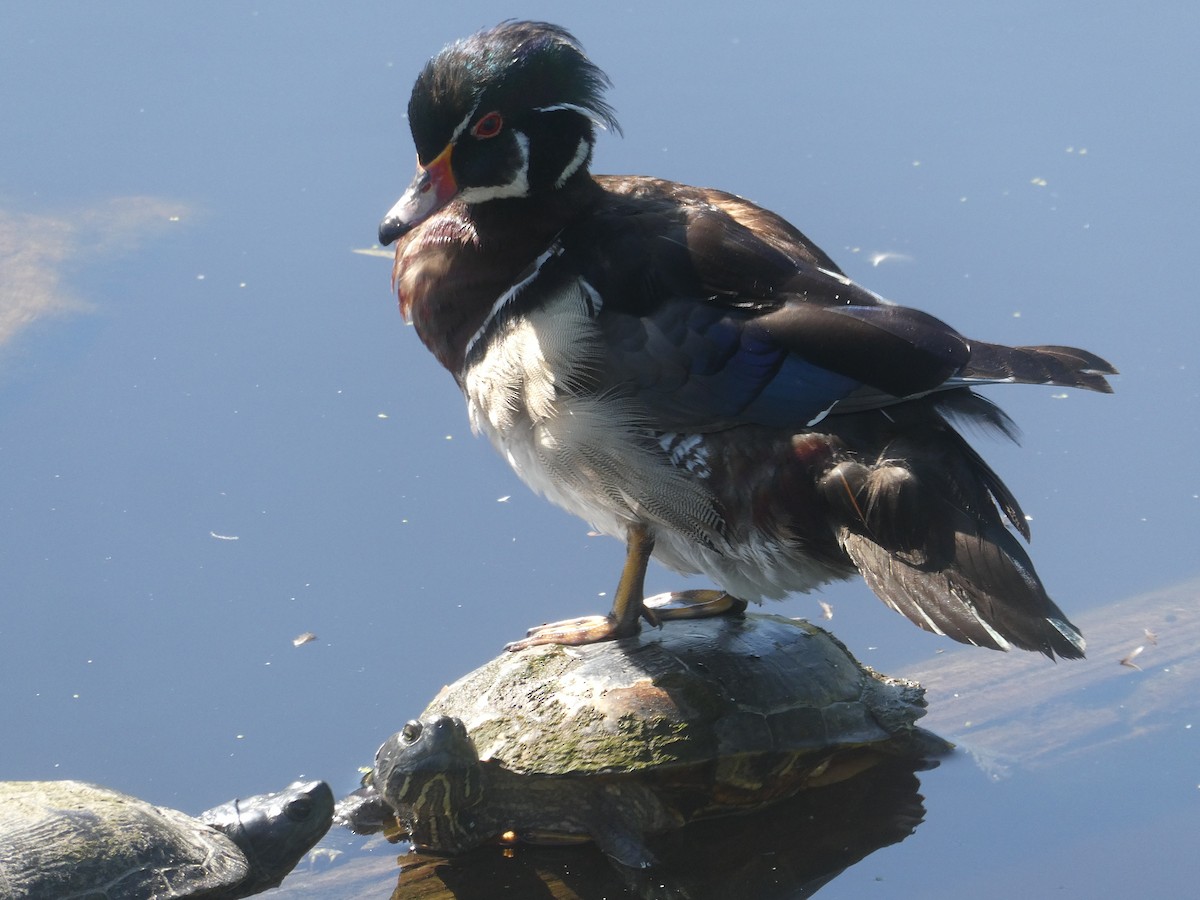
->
[351,247,394,258]
[868,251,912,267]
[1119,645,1145,670]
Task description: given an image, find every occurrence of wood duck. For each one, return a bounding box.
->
[379,21,1115,659]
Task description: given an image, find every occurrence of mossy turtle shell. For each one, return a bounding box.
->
[420,613,936,778]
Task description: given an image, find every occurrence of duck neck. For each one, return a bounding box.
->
[398,174,604,377]
[466,170,602,244]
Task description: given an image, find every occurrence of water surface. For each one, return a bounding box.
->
[2,3,1197,896]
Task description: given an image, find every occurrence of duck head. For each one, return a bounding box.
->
[379,21,620,245]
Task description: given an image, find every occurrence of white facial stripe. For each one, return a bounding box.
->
[555,137,590,188]
[534,103,611,130]
[453,133,530,207]
[449,102,481,143]
[457,131,531,206]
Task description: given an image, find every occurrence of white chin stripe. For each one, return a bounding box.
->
[458,132,531,204]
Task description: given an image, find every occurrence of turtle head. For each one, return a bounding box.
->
[200,780,334,893]
[374,716,486,852]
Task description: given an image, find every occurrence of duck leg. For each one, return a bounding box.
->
[506,522,654,651]
[506,523,745,651]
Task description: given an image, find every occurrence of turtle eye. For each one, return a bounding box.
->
[284,797,313,821]
[401,720,423,744]
[471,111,503,139]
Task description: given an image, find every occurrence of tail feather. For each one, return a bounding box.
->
[963,342,1117,393]
[935,402,1030,539]
[840,528,1085,659]
[819,399,1086,660]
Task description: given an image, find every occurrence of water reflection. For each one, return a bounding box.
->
[4,4,1199,897]
[285,758,934,899]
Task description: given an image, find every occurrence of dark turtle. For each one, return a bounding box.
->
[355,613,948,869]
[0,779,333,899]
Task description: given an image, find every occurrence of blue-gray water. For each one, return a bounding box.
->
[3,3,1197,897]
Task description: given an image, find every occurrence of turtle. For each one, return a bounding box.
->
[0,778,334,899]
[352,612,949,869]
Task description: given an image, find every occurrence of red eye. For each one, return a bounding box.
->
[471,112,503,139]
